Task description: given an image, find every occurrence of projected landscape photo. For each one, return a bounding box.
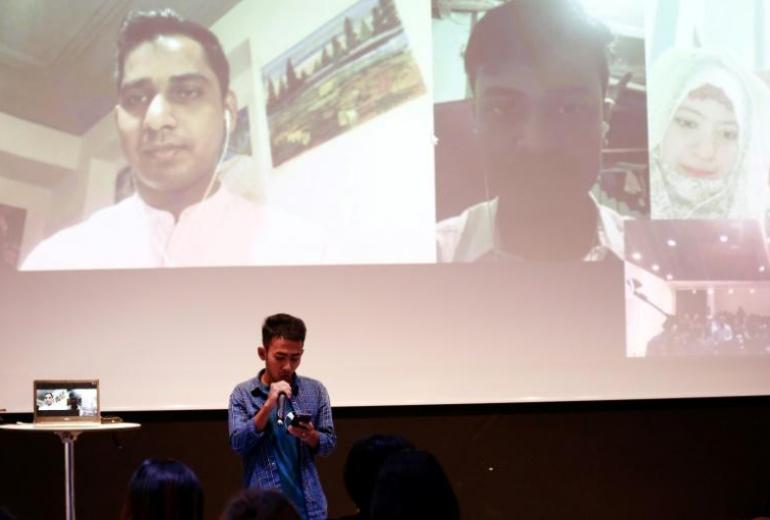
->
[262,0,425,166]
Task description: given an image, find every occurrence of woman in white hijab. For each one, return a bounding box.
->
[648,47,770,220]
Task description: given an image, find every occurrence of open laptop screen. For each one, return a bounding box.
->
[33,380,99,422]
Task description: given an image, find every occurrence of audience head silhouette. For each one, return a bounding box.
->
[220,488,300,520]
[121,458,203,520]
[369,449,460,520]
[342,434,414,518]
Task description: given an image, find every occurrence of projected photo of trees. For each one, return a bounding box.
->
[261,0,425,167]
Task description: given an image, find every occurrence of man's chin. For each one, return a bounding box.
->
[135,168,206,193]
[500,193,594,220]
[496,195,599,259]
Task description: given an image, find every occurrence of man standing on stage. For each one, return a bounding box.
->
[228,313,336,520]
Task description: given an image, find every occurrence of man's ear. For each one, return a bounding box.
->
[225,90,238,133]
[114,104,124,127]
[258,346,266,361]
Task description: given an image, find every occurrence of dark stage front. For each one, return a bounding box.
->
[2,397,770,519]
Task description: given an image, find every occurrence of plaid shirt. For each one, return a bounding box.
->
[228,370,336,520]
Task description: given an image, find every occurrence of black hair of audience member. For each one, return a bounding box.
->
[0,506,15,520]
[369,449,460,520]
[220,488,300,520]
[464,0,613,97]
[121,458,203,520]
[115,8,230,97]
[338,434,414,519]
[262,313,307,348]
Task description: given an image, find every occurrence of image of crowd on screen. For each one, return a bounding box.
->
[646,307,770,356]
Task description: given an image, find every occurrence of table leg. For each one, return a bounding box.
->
[57,431,81,520]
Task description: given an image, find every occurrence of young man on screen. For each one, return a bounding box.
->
[228,313,336,520]
[437,0,622,262]
[38,392,57,410]
[22,9,325,270]
[37,391,69,411]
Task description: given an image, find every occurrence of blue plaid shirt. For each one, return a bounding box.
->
[228,370,336,520]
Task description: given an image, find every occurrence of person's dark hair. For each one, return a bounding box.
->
[262,313,306,348]
[343,434,414,515]
[464,0,613,96]
[121,458,203,520]
[369,450,460,520]
[115,9,230,97]
[220,488,300,520]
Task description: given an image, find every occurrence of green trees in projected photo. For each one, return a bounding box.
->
[262,0,423,167]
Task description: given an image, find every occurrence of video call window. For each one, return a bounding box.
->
[35,388,98,417]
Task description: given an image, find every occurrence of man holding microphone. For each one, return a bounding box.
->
[228,313,336,520]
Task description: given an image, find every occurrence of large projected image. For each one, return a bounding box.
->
[433,0,647,262]
[625,0,770,357]
[6,0,770,415]
[7,0,435,271]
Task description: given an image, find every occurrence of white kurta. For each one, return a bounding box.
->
[22,160,326,270]
[436,197,624,263]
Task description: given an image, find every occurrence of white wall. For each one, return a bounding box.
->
[212,0,436,264]
[0,112,84,253]
[713,285,770,315]
[0,112,80,171]
[0,176,51,260]
[625,262,675,356]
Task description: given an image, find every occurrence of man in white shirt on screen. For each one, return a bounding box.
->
[37,392,69,411]
[436,0,624,262]
[22,9,325,270]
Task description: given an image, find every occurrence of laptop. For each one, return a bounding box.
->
[33,380,100,425]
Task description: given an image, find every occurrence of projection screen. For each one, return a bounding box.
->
[1,0,770,413]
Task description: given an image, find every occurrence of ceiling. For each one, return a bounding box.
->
[625,219,770,283]
[0,0,240,135]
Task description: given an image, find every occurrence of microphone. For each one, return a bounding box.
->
[276,392,287,426]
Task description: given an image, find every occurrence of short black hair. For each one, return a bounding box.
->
[262,313,307,348]
[343,434,415,512]
[464,0,613,96]
[115,9,230,97]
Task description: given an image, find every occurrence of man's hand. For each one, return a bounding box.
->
[254,381,292,431]
[267,381,292,408]
[288,420,319,448]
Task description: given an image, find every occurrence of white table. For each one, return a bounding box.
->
[0,422,140,520]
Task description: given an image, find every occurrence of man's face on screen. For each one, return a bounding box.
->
[43,393,53,406]
[259,337,304,384]
[474,44,604,221]
[115,35,229,200]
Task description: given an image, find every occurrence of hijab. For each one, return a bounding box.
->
[648,47,770,219]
